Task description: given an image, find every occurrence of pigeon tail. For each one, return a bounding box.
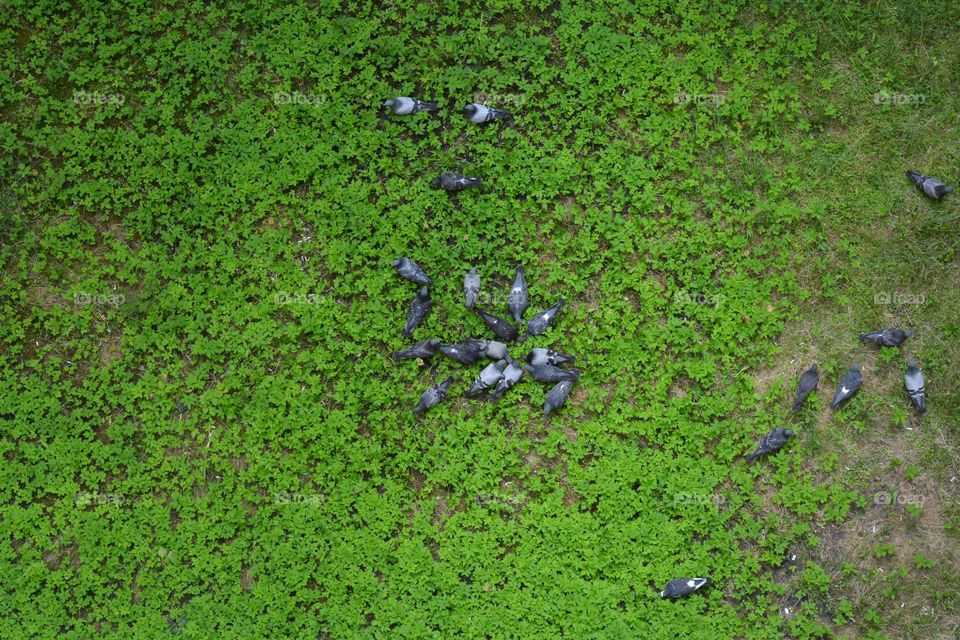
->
[419,101,438,112]
[790,396,804,413]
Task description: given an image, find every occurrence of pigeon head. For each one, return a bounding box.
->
[851,360,860,370]
[463,104,478,118]
[383,99,397,108]
[783,429,794,437]
[430,177,441,188]
[906,357,918,369]
[810,363,818,372]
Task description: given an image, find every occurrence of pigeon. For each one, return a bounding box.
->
[464,268,481,310]
[745,427,794,462]
[525,363,580,383]
[659,578,711,599]
[544,380,573,415]
[859,328,912,347]
[525,348,575,367]
[906,170,953,200]
[477,340,508,360]
[791,363,819,413]
[402,287,432,337]
[491,359,524,400]
[431,173,481,192]
[474,308,519,342]
[392,258,432,287]
[508,267,529,323]
[383,97,437,115]
[463,103,513,124]
[438,341,484,365]
[393,339,440,361]
[525,300,565,338]
[829,361,863,410]
[175,400,188,418]
[413,377,454,415]
[904,358,926,414]
[466,360,508,397]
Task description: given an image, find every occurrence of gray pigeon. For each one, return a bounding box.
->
[829,361,863,410]
[525,363,580,383]
[907,170,953,200]
[392,258,432,287]
[791,363,819,412]
[525,300,565,338]
[525,348,575,367]
[466,360,508,397]
[403,287,433,337]
[904,358,926,414]
[491,358,524,400]
[438,341,484,365]
[508,267,529,323]
[745,427,793,462]
[544,380,573,415]
[413,377,454,414]
[859,328,912,347]
[477,340,508,360]
[463,103,513,123]
[464,268,481,310]
[393,339,440,361]
[384,97,437,115]
[431,173,481,191]
[474,308,519,342]
[659,578,710,599]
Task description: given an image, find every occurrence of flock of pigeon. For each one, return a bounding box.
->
[383,97,511,192]
[745,327,926,467]
[383,95,947,600]
[391,257,577,416]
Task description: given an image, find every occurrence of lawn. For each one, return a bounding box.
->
[0,1,957,638]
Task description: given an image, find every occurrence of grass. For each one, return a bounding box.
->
[741,3,960,637]
[0,0,958,639]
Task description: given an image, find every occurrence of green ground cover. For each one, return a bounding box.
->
[0,1,956,637]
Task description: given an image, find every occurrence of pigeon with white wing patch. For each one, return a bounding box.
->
[829,361,863,410]
[659,578,710,599]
